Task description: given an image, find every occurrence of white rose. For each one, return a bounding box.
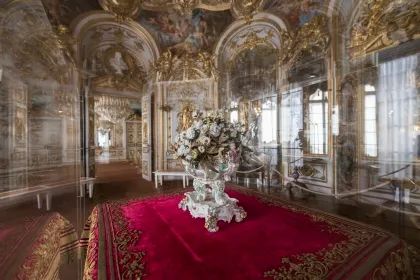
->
[186,128,197,140]
[202,124,209,133]
[210,124,221,137]
[194,120,203,129]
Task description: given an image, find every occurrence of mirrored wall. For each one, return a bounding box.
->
[218,0,420,240]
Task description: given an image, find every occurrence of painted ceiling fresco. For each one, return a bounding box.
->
[263,0,326,28]
[136,9,233,54]
[41,0,100,27]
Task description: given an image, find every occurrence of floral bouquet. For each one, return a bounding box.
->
[173,110,244,178]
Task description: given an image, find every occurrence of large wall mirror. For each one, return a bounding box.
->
[228,45,279,165]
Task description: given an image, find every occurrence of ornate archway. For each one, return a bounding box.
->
[72,11,160,179]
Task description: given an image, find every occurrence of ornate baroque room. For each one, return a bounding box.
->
[0,0,419,279]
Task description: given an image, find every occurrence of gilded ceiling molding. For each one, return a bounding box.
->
[230,0,264,22]
[214,13,286,69]
[98,0,142,21]
[0,0,74,83]
[229,30,275,54]
[141,0,232,12]
[71,11,160,63]
[71,12,160,95]
[92,44,146,91]
[278,14,330,67]
[348,0,420,58]
[154,50,217,81]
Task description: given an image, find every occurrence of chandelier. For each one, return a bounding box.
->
[95,95,132,123]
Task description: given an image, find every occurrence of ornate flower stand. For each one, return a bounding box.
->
[179,178,247,232]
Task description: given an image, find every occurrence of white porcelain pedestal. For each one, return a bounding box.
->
[179,178,247,232]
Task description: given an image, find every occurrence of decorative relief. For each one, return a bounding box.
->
[14,108,26,147]
[278,15,330,66]
[1,30,73,82]
[349,0,420,58]
[98,0,142,21]
[227,29,276,70]
[92,45,146,91]
[176,102,195,133]
[141,0,232,12]
[288,159,327,182]
[0,2,75,82]
[231,0,263,22]
[229,30,274,55]
[154,50,217,81]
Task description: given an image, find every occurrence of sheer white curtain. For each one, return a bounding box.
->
[377,54,417,179]
[281,88,303,166]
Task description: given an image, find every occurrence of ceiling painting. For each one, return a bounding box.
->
[136,9,233,55]
[41,0,100,27]
[263,0,326,29]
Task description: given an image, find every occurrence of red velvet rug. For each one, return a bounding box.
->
[81,187,412,279]
[0,213,77,280]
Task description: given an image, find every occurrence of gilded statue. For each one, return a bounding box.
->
[177,103,194,133]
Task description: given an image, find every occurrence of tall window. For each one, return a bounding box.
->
[281,88,303,165]
[308,89,328,154]
[261,96,277,145]
[229,101,239,123]
[364,84,377,157]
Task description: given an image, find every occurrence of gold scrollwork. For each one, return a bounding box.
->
[349,0,420,58]
[230,30,275,53]
[154,50,217,81]
[93,45,146,90]
[98,0,142,21]
[231,0,263,22]
[141,0,232,12]
[177,102,195,133]
[278,15,330,67]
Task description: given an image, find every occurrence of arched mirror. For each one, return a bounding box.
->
[229,45,278,150]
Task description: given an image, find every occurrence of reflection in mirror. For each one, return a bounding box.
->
[377,54,418,179]
[228,45,278,167]
[363,83,377,157]
[306,84,328,155]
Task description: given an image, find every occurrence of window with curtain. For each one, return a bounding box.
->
[261,96,277,145]
[377,54,418,179]
[281,88,303,166]
[229,101,239,123]
[308,88,328,154]
[364,85,378,157]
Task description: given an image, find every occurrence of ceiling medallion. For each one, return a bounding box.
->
[98,0,143,21]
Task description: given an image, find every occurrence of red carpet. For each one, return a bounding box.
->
[82,187,412,279]
[0,213,77,280]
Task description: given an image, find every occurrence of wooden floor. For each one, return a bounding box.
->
[0,161,419,279]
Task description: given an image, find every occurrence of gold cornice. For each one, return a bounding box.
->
[98,0,142,21]
[229,30,275,53]
[230,0,263,22]
[278,14,330,67]
[72,13,160,69]
[141,0,232,13]
[227,30,276,70]
[154,50,217,81]
[348,0,420,58]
